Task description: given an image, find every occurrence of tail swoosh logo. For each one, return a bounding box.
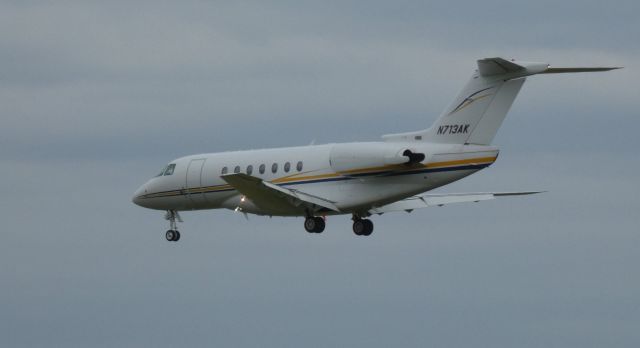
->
[448,86,495,116]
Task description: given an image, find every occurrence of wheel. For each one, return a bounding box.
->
[173,230,181,241]
[166,230,176,241]
[362,219,374,236]
[352,219,365,235]
[353,219,374,236]
[304,217,317,233]
[313,217,325,233]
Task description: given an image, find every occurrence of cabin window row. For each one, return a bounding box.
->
[221,161,303,176]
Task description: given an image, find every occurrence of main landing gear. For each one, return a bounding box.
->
[352,216,374,236]
[165,210,182,242]
[303,215,374,236]
[304,216,326,233]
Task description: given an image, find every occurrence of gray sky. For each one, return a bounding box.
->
[2,1,639,347]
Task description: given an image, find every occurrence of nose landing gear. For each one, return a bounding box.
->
[166,229,180,241]
[165,210,182,242]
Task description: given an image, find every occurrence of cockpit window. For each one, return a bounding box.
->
[163,164,176,176]
[156,166,167,177]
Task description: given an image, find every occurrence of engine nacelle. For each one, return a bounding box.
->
[329,143,425,176]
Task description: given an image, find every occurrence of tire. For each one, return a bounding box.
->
[352,220,365,235]
[304,218,317,233]
[173,231,181,241]
[362,219,374,236]
[313,217,325,233]
[166,230,176,241]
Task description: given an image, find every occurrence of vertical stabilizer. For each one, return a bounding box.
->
[423,58,544,145]
[381,57,620,145]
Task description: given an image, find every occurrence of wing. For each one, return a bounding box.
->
[221,173,340,214]
[369,191,543,214]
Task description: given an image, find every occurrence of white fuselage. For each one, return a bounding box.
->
[131,57,617,240]
[132,141,499,217]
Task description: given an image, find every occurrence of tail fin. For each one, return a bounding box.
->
[382,57,620,145]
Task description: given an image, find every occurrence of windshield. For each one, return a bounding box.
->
[163,164,176,176]
[156,166,167,177]
[155,163,176,177]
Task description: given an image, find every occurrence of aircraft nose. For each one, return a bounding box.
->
[132,184,147,206]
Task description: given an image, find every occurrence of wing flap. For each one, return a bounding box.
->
[369,191,543,214]
[221,173,340,213]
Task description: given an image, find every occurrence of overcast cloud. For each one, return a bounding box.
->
[1,1,639,347]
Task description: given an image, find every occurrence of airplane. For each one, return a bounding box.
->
[132,57,619,241]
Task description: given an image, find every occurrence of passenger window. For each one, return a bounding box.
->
[234,166,241,174]
[259,164,265,174]
[284,162,291,172]
[296,161,303,172]
[221,166,228,175]
[247,165,253,175]
[271,163,278,173]
[164,164,176,176]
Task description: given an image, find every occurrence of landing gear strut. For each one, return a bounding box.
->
[352,216,373,236]
[304,216,325,233]
[165,210,182,242]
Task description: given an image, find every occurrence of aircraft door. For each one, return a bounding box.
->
[185,158,207,206]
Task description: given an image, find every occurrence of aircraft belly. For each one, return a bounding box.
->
[334,169,481,212]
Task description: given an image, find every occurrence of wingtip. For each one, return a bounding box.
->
[542,66,623,74]
[493,191,546,196]
[599,66,624,71]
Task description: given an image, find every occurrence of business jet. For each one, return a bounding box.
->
[132,57,618,241]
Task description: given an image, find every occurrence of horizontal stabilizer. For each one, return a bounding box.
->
[369,191,543,215]
[541,67,622,74]
[477,57,621,76]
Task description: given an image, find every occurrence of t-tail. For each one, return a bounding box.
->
[383,57,620,145]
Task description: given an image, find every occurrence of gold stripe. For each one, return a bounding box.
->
[425,156,497,169]
[336,155,498,176]
[256,156,497,184]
